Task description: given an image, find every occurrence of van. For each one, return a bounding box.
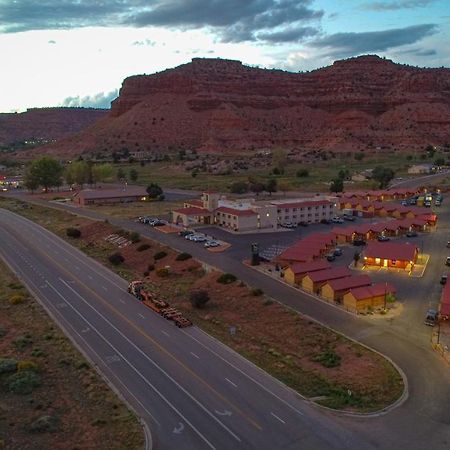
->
[424,309,438,326]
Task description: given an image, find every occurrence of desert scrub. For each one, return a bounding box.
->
[175,252,192,261]
[217,273,237,284]
[154,251,167,260]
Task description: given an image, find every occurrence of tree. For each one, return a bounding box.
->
[129,168,138,182]
[296,169,309,177]
[24,157,63,193]
[249,182,265,196]
[265,178,277,195]
[425,145,435,158]
[230,181,248,194]
[91,163,114,184]
[354,153,365,161]
[272,148,288,173]
[372,166,395,188]
[66,160,90,187]
[190,290,210,309]
[338,168,350,181]
[434,157,445,166]
[117,168,126,180]
[146,183,163,199]
[329,178,343,193]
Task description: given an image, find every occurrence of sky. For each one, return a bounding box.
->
[0,0,449,112]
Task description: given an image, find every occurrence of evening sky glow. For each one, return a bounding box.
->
[0,0,448,112]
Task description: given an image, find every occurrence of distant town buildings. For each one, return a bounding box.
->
[73,187,148,206]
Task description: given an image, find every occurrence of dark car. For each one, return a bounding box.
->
[333,248,343,256]
[406,230,418,238]
[178,230,194,237]
[446,257,450,267]
[377,235,390,242]
[425,309,439,326]
[440,275,448,285]
[353,239,366,246]
[326,253,336,262]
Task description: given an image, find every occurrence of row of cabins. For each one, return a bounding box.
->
[331,217,434,244]
[338,188,418,202]
[283,261,396,313]
[338,198,435,220]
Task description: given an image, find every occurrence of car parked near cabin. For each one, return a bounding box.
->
[326,253,336,262]
[406,230,418,238]
[440,275,447,285]
[205,240,220,248]
[353,239,366,246]
[425,309,439,326]
[377,235,390,242]
[333,248,343,256]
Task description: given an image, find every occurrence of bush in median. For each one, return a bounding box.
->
[217,273,237,284]
[108,252,125,266]
[190,290,210,309]
[175,252,192,261]
[137,243,151,252]
[154,251,167,261]
[66,227,81,238]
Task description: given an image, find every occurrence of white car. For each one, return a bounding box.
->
[205,240,220,248]
[331,217,344,224]
[192,235,207,242]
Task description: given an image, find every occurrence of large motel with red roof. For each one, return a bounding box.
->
[171,192,336,232]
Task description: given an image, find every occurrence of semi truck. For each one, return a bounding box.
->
[127,281,192,328]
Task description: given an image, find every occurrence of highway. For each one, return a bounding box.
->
[0,208,369,450]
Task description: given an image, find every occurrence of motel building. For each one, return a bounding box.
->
[321,274,372,304]
[284,260,331,286]
[363,241,419,270]
[343,283,397,314]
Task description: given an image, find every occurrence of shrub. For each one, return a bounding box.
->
[0,325,7,338]
[176,252,192,261]
[147,263,155,272]
[66,227,81,238]
[250,288,263,296]
[190,290,210,309]
[7,370,42,394]
[0,358,18,374]
[9,294,26,305]
[130,231,140,243]
[31,348,45,357]
[29,415,59,433]
[156,268,169,278]
[17,360,39,372]
[296,169,309,177]
[217,273,237,284]
[154,251,167,260]
[143,271,149,277]
[263,299,273,306]
[13,334,33,350]
[108,252,124,265]
[312,348,341,368]
[137,243,151,252]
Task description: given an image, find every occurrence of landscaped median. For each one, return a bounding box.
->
[0,196,405,413]
[0,259,144,450]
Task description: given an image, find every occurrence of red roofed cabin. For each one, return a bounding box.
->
[321,275,372,304]
[284,260,331,286]
[363,241,418,270]
[302,267,351,294]
[343,283,397,314]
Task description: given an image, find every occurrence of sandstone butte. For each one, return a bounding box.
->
[20,55,450,158]
[0,107,107,147]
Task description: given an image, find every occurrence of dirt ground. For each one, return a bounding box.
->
[0,260,143,450]
[0,196,404,412]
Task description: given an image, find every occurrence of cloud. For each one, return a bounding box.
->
[61,89,118,109]
[0,0,323,43]
[309,24,438,58]
[399,47,437,56]
[363,0,434,11]
[256,26,318,43]
[48,39,56,44]
[132,39,157,46]
[125,0,324,43]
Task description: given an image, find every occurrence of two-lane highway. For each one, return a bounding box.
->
[0,208,370,449]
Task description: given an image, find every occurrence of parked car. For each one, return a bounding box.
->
[320,219,331,225]
[185,234,199,240]
[406,230,418,238]
[447,241,450,248]
[331,217,344,224]
[424,309,439,326]
[343,215,355,221]
[401,200,408,206]
[446,257,450,266]
[178,230,194,237]
[326,253,336,262]
[205,240,220,248]
[333,248,343,256]
[282,222,297,229]
[353,239,366,246]
[152,220,166,227]
[377,235,390,242]
[440,275,448,285]
[192,235,207,242]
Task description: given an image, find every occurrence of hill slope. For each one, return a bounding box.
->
[30,56,450,157]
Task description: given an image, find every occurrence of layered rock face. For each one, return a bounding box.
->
[0,107,107,147]
[39,56,450,157]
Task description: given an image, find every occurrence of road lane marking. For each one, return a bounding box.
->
[138,313,145,319]
[58,278,242,442]
[270,412,285,424]
[184,330,306,418]
[102,286,108,291]
[162,331,170,337]
[119,299,125,304]
[88,275,93,280]
[215,409,232,417]
[225,378,237,388]
[173,422,184,434]
[190,352,199,359]
[45,279,216,449]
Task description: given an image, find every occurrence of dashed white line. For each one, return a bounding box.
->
[88,275,93,280]
[190,352,200,359]
[119,299,125,304]
[161,330,170,337]
[138,313,145,319]
[225,378,237,388]
[102,286,108,291]
[270,412,285,424]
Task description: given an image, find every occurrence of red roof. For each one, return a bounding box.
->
[173,206,210,216]
[325,275,372,292]
[273,199,332,209]
[301,232,335,245]
[185,199,204,207]
[364,241,418,261]
[215,206,256,217]
[306,267,351,283]
[278,247,321,262]
[348,283,396,300]
[288,260,331,275]
[441,282,450,305]
[332,227,354,237]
